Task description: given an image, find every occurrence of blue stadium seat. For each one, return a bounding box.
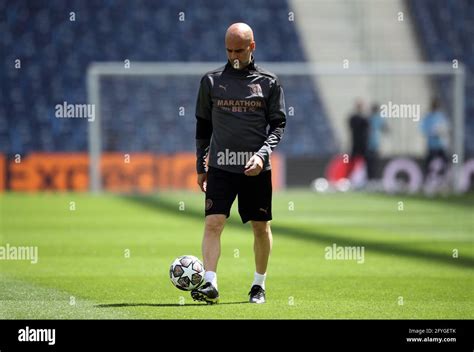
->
[1,0,335,156]
[410,0,474,155]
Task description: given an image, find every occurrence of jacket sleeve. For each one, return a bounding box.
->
[195,75,213,173]
[255,78,286,164]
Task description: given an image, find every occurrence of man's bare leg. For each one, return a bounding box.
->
[191,214,226,304]
[202,214,227,273]
[251,220,272,275]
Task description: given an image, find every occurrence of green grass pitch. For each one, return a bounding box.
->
[0,190,472,319]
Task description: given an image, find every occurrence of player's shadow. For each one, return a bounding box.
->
[95,302,248,308]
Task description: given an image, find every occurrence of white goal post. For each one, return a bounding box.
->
[87,62,465,193]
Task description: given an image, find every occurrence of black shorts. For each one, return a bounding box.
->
[205,166,272,223]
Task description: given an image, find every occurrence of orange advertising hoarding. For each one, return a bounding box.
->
[0,154,5,191]
[0,153,284,192]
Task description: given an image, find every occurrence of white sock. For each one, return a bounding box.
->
[252,272,266,290]
[204,271,218,290]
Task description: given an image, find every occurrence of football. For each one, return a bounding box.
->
[169,255,205,291]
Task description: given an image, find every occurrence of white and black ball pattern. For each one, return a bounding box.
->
[169,255,205,291]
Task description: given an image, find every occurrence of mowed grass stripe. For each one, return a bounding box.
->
[0,192,472,319]
[0,275,132,319]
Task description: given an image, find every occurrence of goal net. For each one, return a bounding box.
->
[87,62,466,193]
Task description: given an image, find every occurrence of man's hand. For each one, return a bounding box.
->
[244,155,264,176]
[197,173,207,192]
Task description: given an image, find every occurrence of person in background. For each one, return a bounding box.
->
[420,97,450,180]
[348,99,369,185]
[366,103,389,181]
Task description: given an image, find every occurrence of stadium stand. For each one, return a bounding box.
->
[0,0,335,156]
[409,0,474,155]
[1,0,471,157]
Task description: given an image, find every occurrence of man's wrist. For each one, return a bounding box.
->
[196,160,207,174]
[254,153,265,165]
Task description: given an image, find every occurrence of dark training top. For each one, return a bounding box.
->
[349,113,369,157]
[195,57,286,174]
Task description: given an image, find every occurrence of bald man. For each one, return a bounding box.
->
[192,23,286,304]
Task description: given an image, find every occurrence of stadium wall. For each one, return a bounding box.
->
[0,153,285,192]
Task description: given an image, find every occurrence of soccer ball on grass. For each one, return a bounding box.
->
[169,255,205,291]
